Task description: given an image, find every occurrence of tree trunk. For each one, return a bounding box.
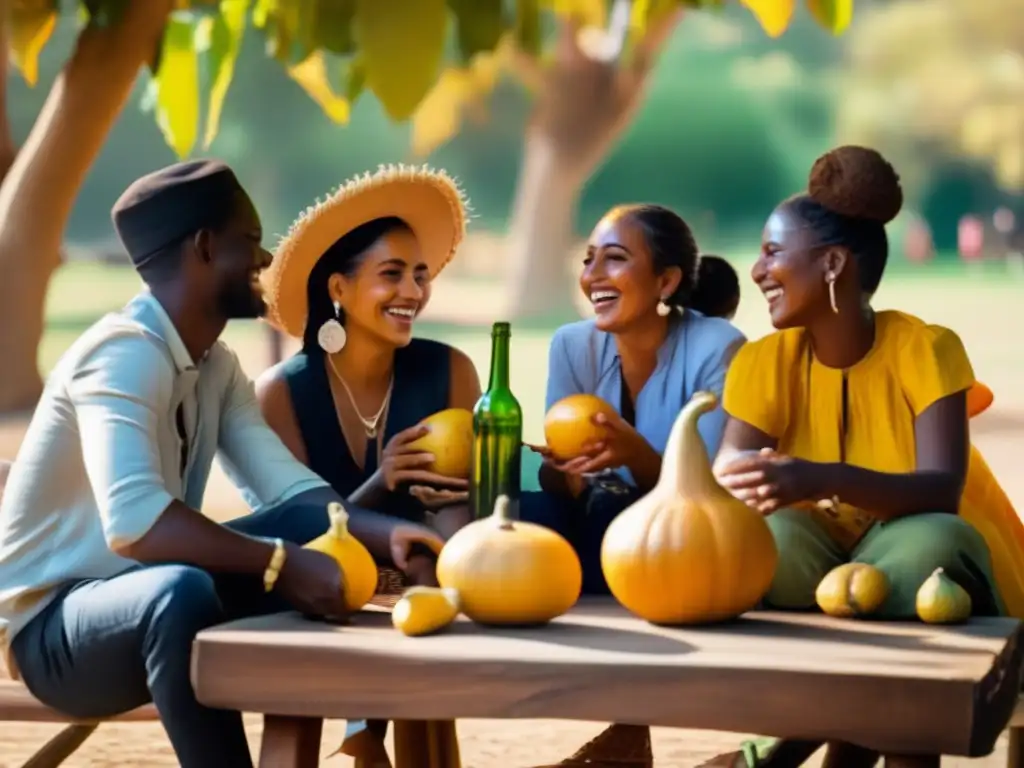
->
[0,1,174,413]
[505,130,590,321]
[505,12,681,322]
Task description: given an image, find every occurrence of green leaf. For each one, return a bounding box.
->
[447,0,504,63]
[355,0,449,121]
[201,0,250,149]
[312,0,356,55]
[344,55,367,103]
[252,0,314,64]
[8,1,58,86]
[154,14,201,158]
[515,0,541,55]
[806,0,853,35]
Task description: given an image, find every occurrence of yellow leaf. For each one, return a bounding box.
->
[202,0,250,149]
[410,53,500,157]
[741,0,795,37]
[355,0,448,121]
[806,0,853,35]
[155,15,201,159]
[627,0,677,54]
[8,7,57,87]
[287,51,350,123]
[546,0,607,28]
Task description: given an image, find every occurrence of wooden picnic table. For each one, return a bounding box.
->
[190,597,1024,768]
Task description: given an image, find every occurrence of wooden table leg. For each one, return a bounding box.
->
[21,724,98,768]
[1010,727,1024,768]
[258,715,323,768]
[393,720,461,768]
[882,756,940,768]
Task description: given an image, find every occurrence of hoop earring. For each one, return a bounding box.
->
[826,272,839,314]
[656,298,672,317]
[318,300,347,353]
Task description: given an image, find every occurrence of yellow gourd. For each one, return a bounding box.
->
[916,567,972,624]
[392,586,461,636]
[437,495,582,625]
[304,502,379,611]
[406,408,474,478]
[815,563,889,618]
[600,391,778,625]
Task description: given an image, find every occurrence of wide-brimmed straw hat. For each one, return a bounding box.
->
[261,164,469,338]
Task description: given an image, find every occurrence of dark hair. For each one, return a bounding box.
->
[614,203,699,310]
[302,216,411,352]
[782,145,903,295]
[689,255,740,319]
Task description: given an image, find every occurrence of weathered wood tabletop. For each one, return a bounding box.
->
[191,597,1024,764]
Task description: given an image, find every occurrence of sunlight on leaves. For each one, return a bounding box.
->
[155,14,201,159]
[806,0,853,35]
[201,0,250,149]
[287,51,350,123]
[740,0,795,38]
[7,5,57,86]
[411,51,501,157]
[546,0,607,28]
[355,0,448,121]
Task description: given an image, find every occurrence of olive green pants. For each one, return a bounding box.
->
[764,508,1005,618]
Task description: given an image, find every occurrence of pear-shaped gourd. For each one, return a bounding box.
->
[916,567,972,625]
[392,586,461,637]
[437,495,582,625]
[815,563,889,618]
[304,502,379,611]
[600,391,778,624]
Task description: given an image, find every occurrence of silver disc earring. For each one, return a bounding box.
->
[656,298,672,317]
[318,300,347,354]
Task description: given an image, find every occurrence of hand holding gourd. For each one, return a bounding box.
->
[379,424,470,492]
[715,448,824,514]
[555,411,653,476]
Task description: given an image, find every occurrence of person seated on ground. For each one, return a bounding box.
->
[522,204,746,594]
[713,145,1007,619]
[0,161,443,768]
[256,166,481,588]
[689,253,741,320]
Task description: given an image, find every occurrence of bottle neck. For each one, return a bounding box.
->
[487,331,511,392]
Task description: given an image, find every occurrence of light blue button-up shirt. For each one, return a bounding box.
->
[545,311,746,483]
[0,292,327,673]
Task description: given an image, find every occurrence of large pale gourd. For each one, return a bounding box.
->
[437,495,582,625]
[600,391,778,624]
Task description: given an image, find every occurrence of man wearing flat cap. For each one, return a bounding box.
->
[0,160,446,767]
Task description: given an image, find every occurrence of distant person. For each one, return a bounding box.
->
[690,253,740,320]
[0,160,443,768]
[523,204,746,594]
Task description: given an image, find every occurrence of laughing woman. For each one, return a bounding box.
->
[256,166,482,582]
[523,204,746,594]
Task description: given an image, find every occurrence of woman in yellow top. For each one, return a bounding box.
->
[713,145,1004,620]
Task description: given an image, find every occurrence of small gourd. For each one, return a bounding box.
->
[815,563,889,618]
[304,502,379,611]
[600,391,778,625]
[392,586,461,637]
[437,495,582,625]
[916,567,972,624]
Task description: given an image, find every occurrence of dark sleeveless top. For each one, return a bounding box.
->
[280,338,452,522]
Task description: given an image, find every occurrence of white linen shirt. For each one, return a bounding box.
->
[0,291,327,675]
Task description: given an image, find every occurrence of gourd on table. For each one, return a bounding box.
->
[916,567,972,624]
[304,502,379,611]
[437,495,582,625]
[392,586,461,636]
[600,391,778,625]
[815,563,889,618]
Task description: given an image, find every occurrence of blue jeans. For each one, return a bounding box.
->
[518,484,642,595]
[10,496,336,768]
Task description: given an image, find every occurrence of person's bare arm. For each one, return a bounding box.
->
[712,416,777,478]
[255,365,309,465]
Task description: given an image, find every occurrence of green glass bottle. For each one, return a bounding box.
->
[470,322,523,520]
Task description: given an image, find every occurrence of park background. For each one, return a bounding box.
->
[0,0,1023,764]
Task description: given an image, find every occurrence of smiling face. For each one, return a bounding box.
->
[753,204,839,329]
[207,191,272,320]
[580,210,680,333]
[329,227,429,348]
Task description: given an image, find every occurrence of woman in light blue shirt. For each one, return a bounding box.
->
[522,204,746,594]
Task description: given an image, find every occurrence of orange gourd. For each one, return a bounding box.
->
[600,391,778,624]
[544,394,617,461]
[406,408,473,478]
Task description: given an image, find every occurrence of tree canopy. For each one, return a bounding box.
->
[8,0,855,160]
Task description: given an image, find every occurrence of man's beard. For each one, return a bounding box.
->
[218,279,267,320]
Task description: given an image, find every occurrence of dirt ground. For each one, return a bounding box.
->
[1,273,1022,766]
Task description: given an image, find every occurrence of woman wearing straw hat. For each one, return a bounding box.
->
[257,165,481,589]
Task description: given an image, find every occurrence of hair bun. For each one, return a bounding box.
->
[807,145,903,224]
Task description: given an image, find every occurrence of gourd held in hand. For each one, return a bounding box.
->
[304,502,378,611]
[601,391,778,624]
[437,495,582,625]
